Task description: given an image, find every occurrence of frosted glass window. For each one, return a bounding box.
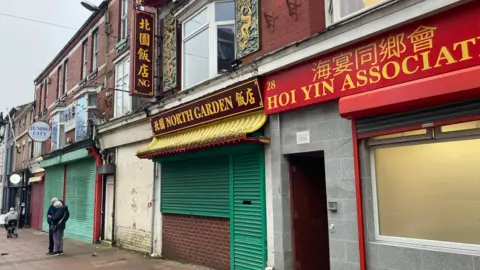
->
[373,139,480,245]
[184,29,209,88]
[184,8,208,37]
[340,0,386,18]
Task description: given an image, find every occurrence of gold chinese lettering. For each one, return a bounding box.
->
[236,88,256,106]
[355,43,378,69]
[139,18,151,31]
[138,64,149,78]
[407,26,437,54]
[158,118,165,130]
[139,33,151,46]
[332,53,353,76]
[312,60,332,82]
[379,33,406,62]
[137,48,151,62]
[153,121,160,131]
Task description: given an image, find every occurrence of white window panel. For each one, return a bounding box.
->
[182,1,235,90]
[121,0,128,40]
[114,56,131,117]
[330,0,389,23]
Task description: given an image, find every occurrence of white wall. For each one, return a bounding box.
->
[115,141,155,252]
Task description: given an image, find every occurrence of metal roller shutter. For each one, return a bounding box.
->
[356,99,480,135]
[231,150,266,270]
[42,166,65,232]
[64,159,95,243]
[161,156,230,217]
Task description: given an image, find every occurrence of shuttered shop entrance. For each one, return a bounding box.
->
[64,158,95,243]
[42,166,65,232]
[30,182,44,230]
[160,144,267,270]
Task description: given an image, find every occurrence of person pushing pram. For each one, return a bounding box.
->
[4,207,18,238]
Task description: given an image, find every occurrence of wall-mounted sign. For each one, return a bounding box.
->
[150,78,264,136]
[9,174,21,185]
[28,121,51,142]
[264,2,480,114]
[130,10,156,97]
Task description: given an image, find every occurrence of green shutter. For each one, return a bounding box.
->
[42,165,65,232]
[231,151,266,270]
[161,155,230,217]
[64,159,95,243]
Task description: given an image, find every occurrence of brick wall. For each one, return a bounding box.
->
[115,226,151,252]
[163,214,230,270]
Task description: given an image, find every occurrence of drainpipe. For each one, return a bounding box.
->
[351,120,367,270]
[88,143,103,244]
[149,163,158,256]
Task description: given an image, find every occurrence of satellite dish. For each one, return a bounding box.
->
[81,1,100,12]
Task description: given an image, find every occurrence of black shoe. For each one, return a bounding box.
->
[46,251,55,255]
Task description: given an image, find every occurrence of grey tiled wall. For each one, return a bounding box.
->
[268,101,359,270]
[359,141,480,270]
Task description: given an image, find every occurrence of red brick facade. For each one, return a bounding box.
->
[162,214,230,270]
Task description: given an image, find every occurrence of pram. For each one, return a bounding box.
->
[5,220,18,238]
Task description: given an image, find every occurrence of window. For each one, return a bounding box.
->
[50,113,65,151]
[63,60,68,94]
[330,0,388,22]
[57,65,62,99]
[33,141,43,158]
[120,0,128,40]
[38,85,43,115]
[82,40,88,79]
[114,56,131,117]
[75,96,88,141]
[371,121,480,250]
[92,30,99,71]
[43,79,48,110]
[182,1,235,89]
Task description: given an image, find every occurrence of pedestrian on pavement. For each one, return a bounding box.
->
[46,197,58,255]
[51,200,70,256]
[3,207,18,232]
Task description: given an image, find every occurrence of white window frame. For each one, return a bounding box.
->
[92,30,99,71]
[114,55,131,117]
[75,95,89,141]
[63,60,68,95]
[57,65,62,99]
[370,134,480,253]
[82,41,88,79]
[50,112,65,151]
[120,0,128,40]
[327,0,395,26]
[181,1,235,90]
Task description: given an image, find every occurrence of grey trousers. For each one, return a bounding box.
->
[53,229,64,252]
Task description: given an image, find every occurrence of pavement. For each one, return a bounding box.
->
[0,228,210,270]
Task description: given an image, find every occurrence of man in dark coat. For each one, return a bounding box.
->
[51,200,70,255]
[46,197,58,255]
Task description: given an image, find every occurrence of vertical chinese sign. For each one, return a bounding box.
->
[131,10,156,97]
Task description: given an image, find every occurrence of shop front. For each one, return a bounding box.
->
[6,169,30,228]
[40,140,101,243]
[262,2,480,269]
[137,78,269,270]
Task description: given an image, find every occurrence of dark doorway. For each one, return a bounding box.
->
[289,152,330,270]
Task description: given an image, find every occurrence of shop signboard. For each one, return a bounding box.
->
[264,2,480,114]
[130,10,156,97]
[150,78,263,136]
[28,121,51,142]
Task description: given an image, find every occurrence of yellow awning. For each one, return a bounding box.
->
[29,177,43,183]
[137,111,268,159]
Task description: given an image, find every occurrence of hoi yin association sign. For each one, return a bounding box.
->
[28,121,51,142]
[264,2,480,114]
[130,10,156,97]
[150,79,263,136]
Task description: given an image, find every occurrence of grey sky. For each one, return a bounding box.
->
[0,0,103,115]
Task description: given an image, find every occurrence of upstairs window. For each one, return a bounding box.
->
[75,96,88,141]
[63,60,68,94]
[50,112,65,151]
[114,56,131,117]
[182,1,235,89]
[57,65,62,99]
[92,30,99,71]
[82,40,88,79]
[120,0,128,40]
[330,0,388,23]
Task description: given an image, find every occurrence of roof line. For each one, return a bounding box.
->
[34,0,109,84]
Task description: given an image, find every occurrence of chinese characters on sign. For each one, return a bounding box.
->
[264,3,480,114]
[131,10,155,97]
[150,79,263,136]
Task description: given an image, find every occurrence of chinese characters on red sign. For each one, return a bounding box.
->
[264,3,480,114]
[131,10,155,97]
